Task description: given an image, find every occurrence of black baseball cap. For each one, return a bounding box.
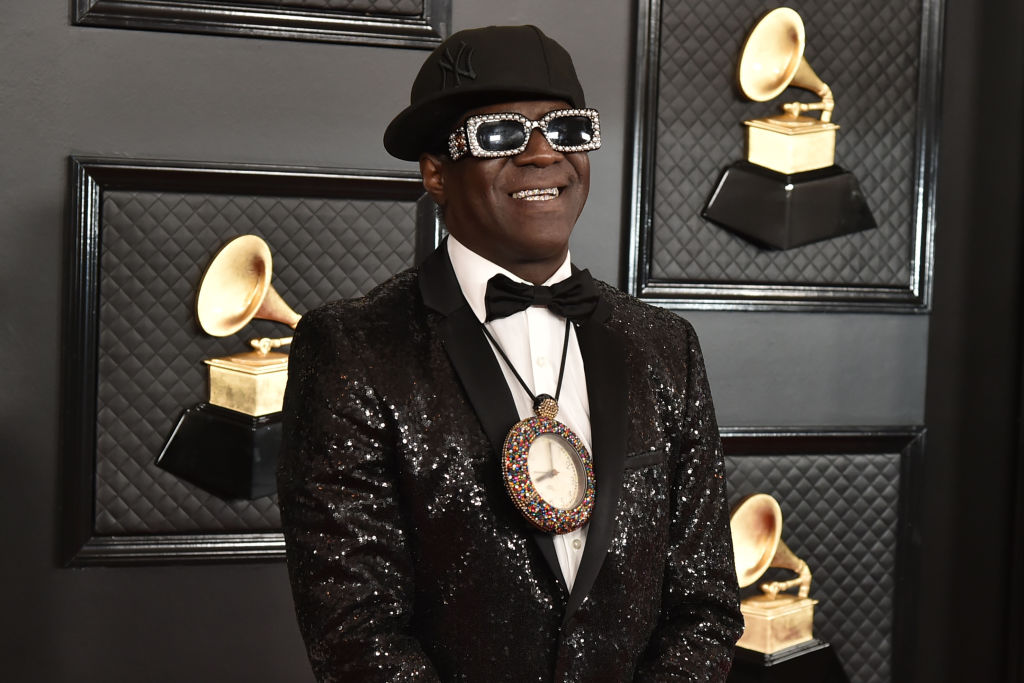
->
[383,25,586,161]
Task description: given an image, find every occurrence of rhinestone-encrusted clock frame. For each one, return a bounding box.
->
[501,415,595,534]
[448,108,601,160]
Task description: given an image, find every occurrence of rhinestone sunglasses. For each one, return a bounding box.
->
[448,108,601,160]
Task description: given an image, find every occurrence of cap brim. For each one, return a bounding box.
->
[383,84,584,161]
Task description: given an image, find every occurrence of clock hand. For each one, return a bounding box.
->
[535,468,560,483]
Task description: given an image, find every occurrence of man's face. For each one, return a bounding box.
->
[423,99,591,278]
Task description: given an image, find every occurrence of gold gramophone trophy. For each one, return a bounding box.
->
[728,494,848,682]
[702,7,875,250]
[197,234,300,416]
[157,235,302,499]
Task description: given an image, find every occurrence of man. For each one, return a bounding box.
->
[278,25,742,682]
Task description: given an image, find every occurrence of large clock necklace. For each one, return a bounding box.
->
[482,320,595,534]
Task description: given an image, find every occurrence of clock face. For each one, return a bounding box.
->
[502,415,595,534]
[527,433,585,510]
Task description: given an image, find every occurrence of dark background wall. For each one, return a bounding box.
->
[921,0,1024,679]
[0,0,1020,681]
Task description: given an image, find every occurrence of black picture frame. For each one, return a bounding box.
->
[61,156,439,566]
[723,426,924,683]
[626,0,944,311]
[73,0,451,49]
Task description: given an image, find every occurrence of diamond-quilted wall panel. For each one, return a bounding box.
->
[726,453,901,683]
[243,0,423,15]
[650,0,921,287]
[95,190,417,534]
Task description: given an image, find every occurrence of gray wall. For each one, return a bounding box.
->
[0,0,1003,680]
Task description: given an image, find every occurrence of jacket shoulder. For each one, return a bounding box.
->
[594,280,697,340]
[298,269,421,334]
[289,268,426,367]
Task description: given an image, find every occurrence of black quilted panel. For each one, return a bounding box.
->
[95,191,417,534]
[726,453,900,683]
[243,0,423,14]
[652,0,920,286]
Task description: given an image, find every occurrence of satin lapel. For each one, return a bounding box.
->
[419,246,566,590]
[533,530,567,594]
[420,245,518,459]
[437,306,518,454]
[563,315,628,625]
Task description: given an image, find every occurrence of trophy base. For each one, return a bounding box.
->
[737,594,818,653]
[206,351,289,417]
[702,161,876,250]
[157,402,281,500]
[745,116,840,174]
[729,639,849,683]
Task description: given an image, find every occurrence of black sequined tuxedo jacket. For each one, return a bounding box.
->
[278,245,742,683]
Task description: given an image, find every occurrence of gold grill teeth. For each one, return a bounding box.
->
[512,188,559,200]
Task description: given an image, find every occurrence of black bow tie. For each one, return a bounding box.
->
[484,270,600,322]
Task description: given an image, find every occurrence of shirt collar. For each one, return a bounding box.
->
[447,235,573,324]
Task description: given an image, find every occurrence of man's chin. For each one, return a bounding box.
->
[502,196,587,236]
[510,235,575,265]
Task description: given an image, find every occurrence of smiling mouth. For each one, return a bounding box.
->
[510,187,560,201]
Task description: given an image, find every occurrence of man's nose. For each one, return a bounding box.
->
[514,129,563,167]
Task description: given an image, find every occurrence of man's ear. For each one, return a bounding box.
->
[419,153,446,208]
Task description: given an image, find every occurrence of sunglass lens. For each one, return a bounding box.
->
[546,116,595,148]
[475,120,526,153]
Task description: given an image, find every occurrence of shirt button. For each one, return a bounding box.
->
[572,539,582,550]
[536,356,548,368]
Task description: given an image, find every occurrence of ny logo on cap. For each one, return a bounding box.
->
[439,42,476,88]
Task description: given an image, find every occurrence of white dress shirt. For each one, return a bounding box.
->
[447,235,591,592]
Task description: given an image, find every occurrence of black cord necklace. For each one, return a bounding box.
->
[481,318,595,534]
[481,319,571,416]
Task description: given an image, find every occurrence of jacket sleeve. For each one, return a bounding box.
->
[635,322,744,682]
[277,309,440,683]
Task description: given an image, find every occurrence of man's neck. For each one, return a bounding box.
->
[508,260,565,286]
[445,236,569,285]
[446,236,573,323]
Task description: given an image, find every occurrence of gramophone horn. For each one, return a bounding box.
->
[730,493,812,598]
[730,493,783,588]
[196,235,301,337]
[737,7,833,121]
